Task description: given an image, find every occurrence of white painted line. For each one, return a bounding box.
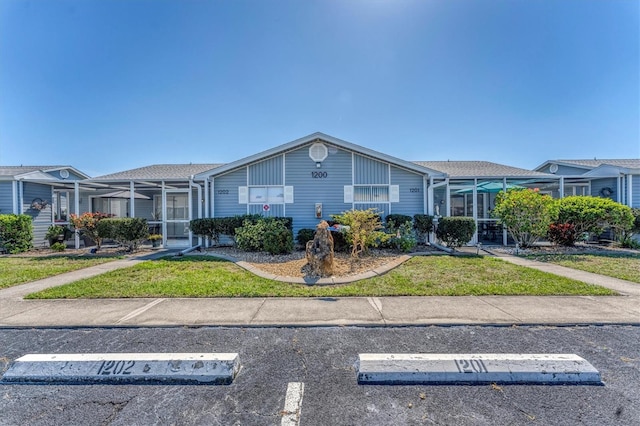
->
[281,382,305,426]
[116,298,165,324]
[1,353,240,385]
[357,353,601,385]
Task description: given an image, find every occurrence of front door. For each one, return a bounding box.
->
[163,191,191,248]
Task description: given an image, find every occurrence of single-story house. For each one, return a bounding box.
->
[2,133,639,249]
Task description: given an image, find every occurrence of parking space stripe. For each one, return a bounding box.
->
[281,382,305,426]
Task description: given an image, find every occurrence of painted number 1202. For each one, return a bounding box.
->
[96,360,136,375]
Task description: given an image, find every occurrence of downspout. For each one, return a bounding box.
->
[129,181,135,218]
[74,181,80,249]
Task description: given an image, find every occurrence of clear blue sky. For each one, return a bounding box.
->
[1,0,638,177]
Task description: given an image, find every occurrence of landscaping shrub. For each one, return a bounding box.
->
[190,218,219,244]
[0,214,33,254]
[331,208,390,259]
[191,215,288,246]
[98,218,149,251]
[69,212,113,249]
[413,214,434,243]
[45,224,68,246]
[296,228,315,246]
[385,214,413,230]
[556,196,634,242]
[235,218,293,254]
[50,242,66,252]
[435,217,476,249]
[547,222,578,247]
[632,208,640,233]
[493,188,557,247]
[389,220,417,252]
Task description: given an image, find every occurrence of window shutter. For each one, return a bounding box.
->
[390,185,400,203]
[238,186,248,204]
[344,185,353,203]
[284,186,294,203]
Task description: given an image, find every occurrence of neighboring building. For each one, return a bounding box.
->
[0,166,90,245]
[3,134,638,249]
[534,159,640,208]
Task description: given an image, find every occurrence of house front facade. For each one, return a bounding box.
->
[3,133,638,249]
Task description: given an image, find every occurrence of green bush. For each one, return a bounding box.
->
[45,225,66,246]
[385,214,413,230]
[556,196,634,238]
[296,228,315,246]
[413,214,434,243]
[50,242,66,252]
[493,188,557,247]
[0,214,33,254]
[435,217,476,250]
[331,208,390,259]
[99,218,149,251]
[190,218,220,244]
[632,208,640,233]
[235,218,293,254]
[190,215,291,246]
[390,220,417,252]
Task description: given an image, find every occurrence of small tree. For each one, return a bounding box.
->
[493,188,557,247]
[331,208,390,260]
[69,212,113,249]
[435,217,476,250]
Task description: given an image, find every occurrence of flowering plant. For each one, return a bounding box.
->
[69,212,113,249]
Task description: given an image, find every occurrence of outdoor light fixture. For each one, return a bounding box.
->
[316,162,321,168]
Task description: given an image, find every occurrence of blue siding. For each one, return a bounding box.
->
[589,178,617,199]
[249,155,283,185]
[549,164,591,175]
[354,154,388,184]
[390,166,424,216]
[632,175,640,208]
[0,182,13,214]
[49,169,85,180]
[213,168,247,217]
[355,203,389,218]
[249,204,285,217]
[22,183,53,245]
[284,144,353,233]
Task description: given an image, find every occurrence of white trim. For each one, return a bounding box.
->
[12,181,18,213]
[628,174,633,207]
[129,181,135,218]
[161,181,167,247]
[74,181,80,249]
[472,178,478,244]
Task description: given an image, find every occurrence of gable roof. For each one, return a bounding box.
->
[195,132,446,179]
[413,161,553,179]
[0,166,90,180]
[92,164,223,181]
[535,159,640,173]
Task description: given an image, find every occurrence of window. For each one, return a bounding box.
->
[249,186,285,204]
[354,186,389,202]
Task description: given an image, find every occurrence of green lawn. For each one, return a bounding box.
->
[26,255,616,299]
[0,256,121,289]
[524,252,640,283]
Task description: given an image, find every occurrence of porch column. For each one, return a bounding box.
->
[188,178,194,246]
[12,181,18,214]
[445,178,450,217]
[628,175,633,207]
[74,181,80,249]
[161,181,167,247]
[425,176,431,215]
[18,181,24,214]
[472,178,478,245]
[559,177,564,198]
[502,178,508,246]
[129,181,135,218]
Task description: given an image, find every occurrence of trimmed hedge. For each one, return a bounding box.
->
[235,217,293,254]
[413,214,434,243]
[190,215,292,245]
[0,214,33,254]
[98,218,149,251]
[436,217,476,249]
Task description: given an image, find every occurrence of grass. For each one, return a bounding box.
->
[26,255,616,299]
[524,251,640,283]
[0,255,121,289]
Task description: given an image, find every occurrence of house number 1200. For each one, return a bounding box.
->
[311,172,328,178]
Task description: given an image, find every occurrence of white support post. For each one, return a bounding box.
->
[445,178,450,217]
[203,178,209,218]
[74,181,80,249]
[188,178,194,246]
[472,178,478,245]
[12,181,19,214]
[559,177,564,198]
[628,175,633,207]
[161,181,167,248]
[425,176,431,215]
[18,181,24,214]
[129,181,135,218]
[503,178,508,246]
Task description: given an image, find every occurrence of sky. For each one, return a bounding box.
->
[1,0,638,177]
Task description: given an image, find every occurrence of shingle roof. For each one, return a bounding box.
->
[553,159,640,169]
[0,166,74,177]
[92,164,223,181]
[412,161,552,178]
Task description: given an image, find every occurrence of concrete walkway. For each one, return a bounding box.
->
[0,249,638,328]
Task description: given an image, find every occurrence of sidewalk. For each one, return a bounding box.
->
[0,250,638,328]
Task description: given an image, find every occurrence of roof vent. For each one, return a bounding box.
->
[549,164,558,174]
[309,143,328,163]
